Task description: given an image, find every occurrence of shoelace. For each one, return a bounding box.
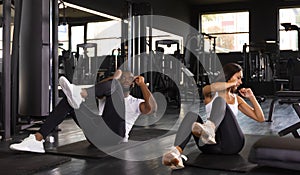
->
[181,154,188,161]
[164,146,188,162]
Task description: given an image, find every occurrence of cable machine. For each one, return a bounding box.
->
[243,41,279,83]
[121,2,153,74]
[184,32,218,98]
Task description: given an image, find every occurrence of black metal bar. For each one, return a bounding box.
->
[2,0,12,139]
[278,122,300,137]
[298,28,300,57]
[11,0,23,135]
[267,97,277,122]
[52,0,59,108]
[84,23,87,44]
[292,131,300,138]
[68,24,72,51]
[242,43,248,82]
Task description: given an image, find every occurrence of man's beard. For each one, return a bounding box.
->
[122,86,131,92]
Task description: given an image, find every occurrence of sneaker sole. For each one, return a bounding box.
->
[59,77,79,109]
[200,128,216,144]
[192,122,204,137]
[193,122,216,144]
[10,145,45,153]
[163,157,180,166]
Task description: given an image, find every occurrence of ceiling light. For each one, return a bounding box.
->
[64,2,121,21]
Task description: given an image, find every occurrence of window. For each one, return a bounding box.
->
[87,20,121,56]
[201,11,249,53]
[279,8,300,51]
[58,24,69,55]
[71,25,85,53]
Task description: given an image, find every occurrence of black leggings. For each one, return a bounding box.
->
[38,79,125,139]
[174,97,245,154]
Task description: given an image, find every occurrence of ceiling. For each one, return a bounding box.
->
[59,0,252,24]
[187,0,250,5]
[59,4,111,24]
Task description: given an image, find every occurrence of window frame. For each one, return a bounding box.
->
[200,11,250,53]
[279,7,300,51]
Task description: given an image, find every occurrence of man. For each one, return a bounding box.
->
[10,70,157,153]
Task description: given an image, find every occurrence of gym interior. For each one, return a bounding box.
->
[1,0,300,174]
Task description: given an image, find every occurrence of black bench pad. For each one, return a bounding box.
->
[275,91,300,97]
[248,136,300,171]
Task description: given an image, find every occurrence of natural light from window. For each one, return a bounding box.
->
[279,8,300,51]
[201,11,249,53]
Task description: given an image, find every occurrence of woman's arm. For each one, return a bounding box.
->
[202,81,237,104]
[203,81,236,96]
[237,88,265,122]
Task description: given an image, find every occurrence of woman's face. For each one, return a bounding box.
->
[229,70,243,91]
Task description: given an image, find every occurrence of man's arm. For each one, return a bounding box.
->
[135,76,157,115]
[96,70,122,84]
[81,70,122,99]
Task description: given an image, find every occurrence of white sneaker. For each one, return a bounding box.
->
[162,146,187,170]
[59,76,84,109]
[9,134,45,153]
[192,120,216,144]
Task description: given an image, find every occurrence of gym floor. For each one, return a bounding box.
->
[1,97,300,175]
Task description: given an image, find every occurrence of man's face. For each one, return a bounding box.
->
[119,72,135,91]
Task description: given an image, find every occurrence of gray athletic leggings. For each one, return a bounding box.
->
[174,97,245,154]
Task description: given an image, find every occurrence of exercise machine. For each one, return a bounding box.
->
[267,23,300,121]
[242,41,279,83]
[184,32,219,99]
[73,43,98,85]
[152,40,182,107]
[278,103,300,138]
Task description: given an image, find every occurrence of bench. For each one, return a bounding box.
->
[248,136,300,171]
[278,103,300,138]
[267,91,300,122]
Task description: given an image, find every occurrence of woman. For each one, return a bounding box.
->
[162,63,265,170]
